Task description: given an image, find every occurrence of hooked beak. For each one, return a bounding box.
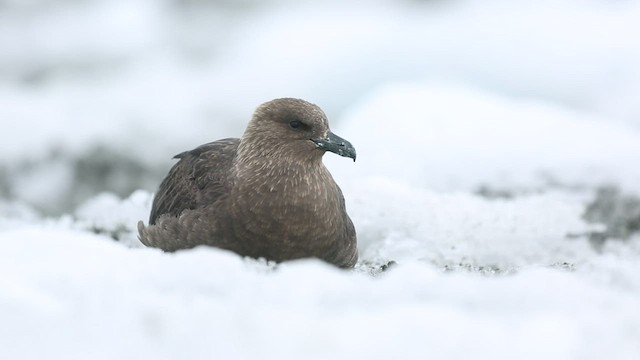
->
[311,131,356,161]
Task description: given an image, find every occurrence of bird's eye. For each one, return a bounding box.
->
[289,120,303,129]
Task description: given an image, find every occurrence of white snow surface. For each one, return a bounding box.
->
[2,0,640,359]
[2,213,640,360]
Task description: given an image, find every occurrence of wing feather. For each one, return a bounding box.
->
[148,138,239,224]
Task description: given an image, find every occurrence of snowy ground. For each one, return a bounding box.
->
[2,0,640,359]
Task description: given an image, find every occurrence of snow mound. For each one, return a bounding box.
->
[329,84,640,193]
[1,228,639,359]
[346,178,597,269]
[74,190,152,247]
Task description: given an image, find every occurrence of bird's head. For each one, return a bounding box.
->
[240,98,356,163]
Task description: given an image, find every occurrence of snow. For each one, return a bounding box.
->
[2,0,640,359]
[1,224,640,359]
[330,84,640,193]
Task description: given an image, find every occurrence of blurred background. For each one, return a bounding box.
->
[1,0,640,215]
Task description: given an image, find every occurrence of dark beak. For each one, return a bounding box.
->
[311,131,356,161]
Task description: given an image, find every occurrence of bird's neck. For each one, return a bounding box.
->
[232,137,338,219]
[233,154,328,193]
[233,139,335,203]
[235,137,323,178]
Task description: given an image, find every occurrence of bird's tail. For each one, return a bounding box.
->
[137,220,150,247]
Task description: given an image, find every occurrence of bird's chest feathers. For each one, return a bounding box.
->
[232,163,340,237]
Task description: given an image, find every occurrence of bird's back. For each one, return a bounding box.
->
[148,138,239,225]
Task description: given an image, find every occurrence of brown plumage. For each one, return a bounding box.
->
[137,98,358,268]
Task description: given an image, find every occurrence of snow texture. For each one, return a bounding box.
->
[2,0,640,359]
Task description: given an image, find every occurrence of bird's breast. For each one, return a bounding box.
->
[230,173,343,247]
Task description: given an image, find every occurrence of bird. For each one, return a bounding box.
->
[137,98,358,268]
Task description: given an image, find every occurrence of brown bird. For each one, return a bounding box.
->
[137,98,358,268]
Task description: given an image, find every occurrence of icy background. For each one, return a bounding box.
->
[2,0,640,359]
